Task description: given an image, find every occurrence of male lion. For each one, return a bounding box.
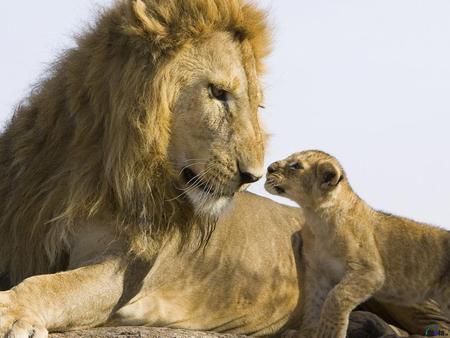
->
[0,1,447,337]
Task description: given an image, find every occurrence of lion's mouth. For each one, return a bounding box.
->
[181,167,233,216]
[182,168,217,195]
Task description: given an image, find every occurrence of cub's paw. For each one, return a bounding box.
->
[314,321,346,338]
[282,328,316,338]
[281,330,300,338]
[347,311,397,338]
[0,291,48,338]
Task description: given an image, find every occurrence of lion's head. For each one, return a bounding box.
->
[0,0,271,282]
[169,32,267,217]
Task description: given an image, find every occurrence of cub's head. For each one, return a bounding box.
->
[265,150,346,208]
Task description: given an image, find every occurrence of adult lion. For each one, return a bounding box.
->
[0,0,448,337]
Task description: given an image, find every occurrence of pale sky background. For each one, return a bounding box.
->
[1,1,449,228]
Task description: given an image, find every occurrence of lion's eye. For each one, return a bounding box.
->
[208,84,229,102]
[289,162,303,170]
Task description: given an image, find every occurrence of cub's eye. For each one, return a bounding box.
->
[289,162,303,170]
[208,84,229,102]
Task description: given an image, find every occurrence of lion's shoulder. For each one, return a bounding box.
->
[226,192,303,232]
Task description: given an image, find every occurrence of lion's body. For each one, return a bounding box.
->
[0,1,449,337]
[104,193,304,335]
[0,192,304,335]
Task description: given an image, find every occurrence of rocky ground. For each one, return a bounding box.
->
[49,327,424,338]
[49,312,426,338]
[50,327,245,338]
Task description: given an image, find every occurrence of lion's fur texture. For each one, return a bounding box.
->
[0,0,271,284]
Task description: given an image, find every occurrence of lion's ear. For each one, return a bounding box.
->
[316,160,342,190]
[126,0,167,38]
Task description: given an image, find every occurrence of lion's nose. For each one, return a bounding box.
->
[239,171,260,185]
[237,161,262,185]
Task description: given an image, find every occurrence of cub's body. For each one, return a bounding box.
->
[265,150,450,338]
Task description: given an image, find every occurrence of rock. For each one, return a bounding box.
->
[50,327,245,338]
[49,313,425,338]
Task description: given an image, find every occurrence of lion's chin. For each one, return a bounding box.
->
[185,189,233,218]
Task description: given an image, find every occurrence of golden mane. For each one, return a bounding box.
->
[0,0,271,284]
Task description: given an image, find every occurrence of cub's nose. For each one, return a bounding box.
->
[267,163,278,174]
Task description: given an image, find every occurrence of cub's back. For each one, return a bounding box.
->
[373,211,450,290]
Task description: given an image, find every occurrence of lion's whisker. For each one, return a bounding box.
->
[197,176,214,209]
[177,161,208,177]
[183,166,211,188]
[167,166,213,202]
[183,166,212,190]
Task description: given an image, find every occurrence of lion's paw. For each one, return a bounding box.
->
[0,291,48,338]
[0,319,48,338]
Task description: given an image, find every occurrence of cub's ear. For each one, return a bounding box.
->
[316,160,343,190]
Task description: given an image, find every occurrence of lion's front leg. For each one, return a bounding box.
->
[0,290,49,338]
[0,258,127,338]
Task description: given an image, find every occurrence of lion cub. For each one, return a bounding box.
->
[265,150,450,338]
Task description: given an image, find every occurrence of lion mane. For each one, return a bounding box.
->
[0,0,271,284]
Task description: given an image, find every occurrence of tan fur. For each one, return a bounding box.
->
[0,2,448,337]
[266,150,450,338]
[0,0,270,284]
[0,193,305,337]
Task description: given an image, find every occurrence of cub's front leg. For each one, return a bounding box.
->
[0,258,127,338]
[315,263,385,338]
[283,262,333,338]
